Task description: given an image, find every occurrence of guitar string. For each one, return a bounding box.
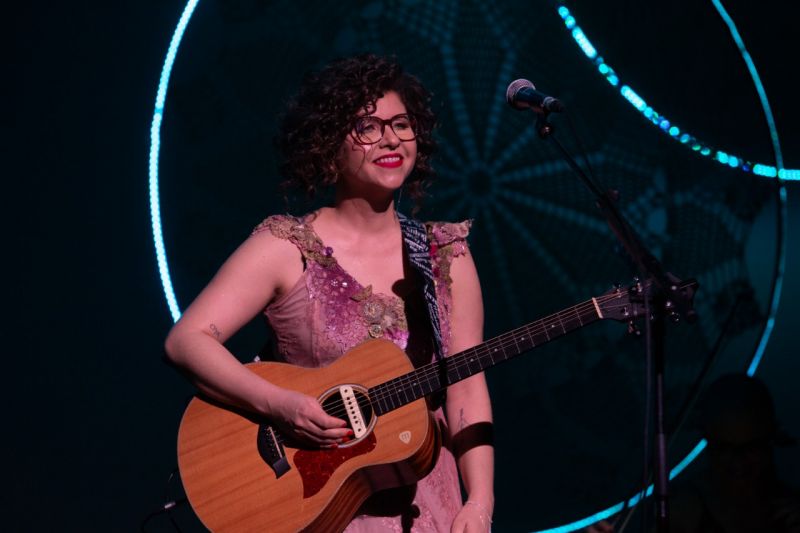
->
[369,289,637,401]
[369,300,603,406]
[323,290,637,420]
[317,290,636,420]
[272,289,643,438]
[271,295,630,444]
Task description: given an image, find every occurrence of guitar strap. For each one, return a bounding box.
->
[397,212,445,363]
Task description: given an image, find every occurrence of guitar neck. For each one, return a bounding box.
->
[369,298,602,415]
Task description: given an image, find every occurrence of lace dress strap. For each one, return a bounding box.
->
[425,220,472,289]
[252,214,336,267]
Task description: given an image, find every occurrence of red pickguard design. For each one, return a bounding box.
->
[294,433,377,498]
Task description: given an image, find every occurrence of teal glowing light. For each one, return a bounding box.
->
[571,28,597,59]
[620,85,646,111]
[532,440,708,533]
[718,0,789,379]
[780,169,800,180]
[754,164,777,177]
[149,0,201,322]
[556,3,798,181]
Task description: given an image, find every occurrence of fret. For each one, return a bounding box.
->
[385,392,396,412]
[518,332,532,352]
[453,358,464,381]
[444,359,458,386]
[378,388,389,415]
[410,376,423,399]
[521,328,536,349]
[486,341,497,365]
[510,332,521,355]
[556,311,568,334]
[427,372,443,394]
[422,374,437,395]
[399,381,410,404]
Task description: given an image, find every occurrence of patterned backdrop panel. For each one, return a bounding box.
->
[160,1,779,529]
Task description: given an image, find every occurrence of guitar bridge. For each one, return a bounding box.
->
[257,424,290,478]
[339,385,367,438]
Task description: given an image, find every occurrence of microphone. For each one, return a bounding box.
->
[506,79,565,113]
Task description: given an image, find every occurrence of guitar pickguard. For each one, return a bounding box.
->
[294,432,377,498]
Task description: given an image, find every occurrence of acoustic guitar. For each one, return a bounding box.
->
[177,279,696,532]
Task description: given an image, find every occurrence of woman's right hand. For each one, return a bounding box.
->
[268,388,352,447]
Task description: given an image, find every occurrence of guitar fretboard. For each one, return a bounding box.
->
[368,298,603,416]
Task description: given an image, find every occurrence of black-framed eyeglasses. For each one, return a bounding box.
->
[351,113,417,145]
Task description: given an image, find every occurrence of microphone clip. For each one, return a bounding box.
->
[536,112,555,139]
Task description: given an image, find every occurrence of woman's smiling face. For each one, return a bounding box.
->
[337,91,418,196]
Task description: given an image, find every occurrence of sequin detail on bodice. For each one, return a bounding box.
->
[254,215,414,366]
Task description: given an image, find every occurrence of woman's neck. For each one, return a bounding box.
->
[328,193,399,235]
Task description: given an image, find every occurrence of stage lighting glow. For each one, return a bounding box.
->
[571,28,597,59]
[620,85,645,111]
[556,3,798,181]
[149,0,201,322]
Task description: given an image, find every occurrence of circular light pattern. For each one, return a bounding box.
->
[149,0,200,322]
[148,2,785,532]
[556,2,798,181]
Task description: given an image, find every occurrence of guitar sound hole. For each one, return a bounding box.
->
[320,386,375,445]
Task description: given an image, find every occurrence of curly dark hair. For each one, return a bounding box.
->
[276,54,437,208]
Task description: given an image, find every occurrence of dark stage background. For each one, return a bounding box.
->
[10,1,799,531]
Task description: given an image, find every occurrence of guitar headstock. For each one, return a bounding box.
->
[595,277,699,324]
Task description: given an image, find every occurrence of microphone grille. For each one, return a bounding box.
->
[506,78,535,107]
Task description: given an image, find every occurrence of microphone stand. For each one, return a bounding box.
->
[534,111,697,533]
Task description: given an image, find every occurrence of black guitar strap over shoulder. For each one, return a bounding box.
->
[397,212,445,362]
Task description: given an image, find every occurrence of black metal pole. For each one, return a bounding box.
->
[534,114,693,530]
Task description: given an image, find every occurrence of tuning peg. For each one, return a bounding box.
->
[627,320,641,337]
[670,311,681,324]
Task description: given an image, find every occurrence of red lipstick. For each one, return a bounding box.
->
[373,153,403,168]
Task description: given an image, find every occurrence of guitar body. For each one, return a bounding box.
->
[177,339,440,533]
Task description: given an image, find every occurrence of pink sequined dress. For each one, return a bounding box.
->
[252,214,472,533]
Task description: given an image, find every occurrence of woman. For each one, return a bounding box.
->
[165,54,494,532]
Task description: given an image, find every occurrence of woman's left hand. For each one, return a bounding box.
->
[451,501,492,533]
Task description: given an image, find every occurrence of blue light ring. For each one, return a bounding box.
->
[708,0,787,379]
[149,0,201,323]
[555,2,798,180]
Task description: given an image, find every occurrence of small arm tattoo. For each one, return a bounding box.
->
[209,323,222,339]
